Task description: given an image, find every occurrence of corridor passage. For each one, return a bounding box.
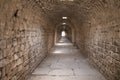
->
[29,37,106,80]
[1,1,120,80]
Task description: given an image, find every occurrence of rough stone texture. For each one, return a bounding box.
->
[0,0,120,80]
[28,37,106,80]
[0,0,54,80]
[77,4,120,80]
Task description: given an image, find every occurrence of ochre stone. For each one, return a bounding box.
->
[0,0,120,80]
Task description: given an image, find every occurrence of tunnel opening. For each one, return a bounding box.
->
[0,0,120,80]
[55,23,73,44]
[61,30,66,37]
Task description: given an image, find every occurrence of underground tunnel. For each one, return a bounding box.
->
[0,0,120,80]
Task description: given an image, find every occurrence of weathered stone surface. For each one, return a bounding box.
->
[77,7,120,80]
[28,37,106,80]
[0,0,54,80]
[0,0,120,80]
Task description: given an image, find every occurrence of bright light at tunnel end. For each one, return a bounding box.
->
[61,31,66,37]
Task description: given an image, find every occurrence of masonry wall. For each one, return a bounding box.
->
[0,1,52,80]
[46,28,55,51]
[76,6,120,80]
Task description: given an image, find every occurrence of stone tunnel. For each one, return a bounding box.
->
[0,0,120,80]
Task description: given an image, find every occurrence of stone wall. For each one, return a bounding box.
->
[0,0,53,80]
[0,0,120,80]
[76,5,120,80]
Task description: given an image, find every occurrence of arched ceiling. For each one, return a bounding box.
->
[32,0,91,25]
[26,0,120,30]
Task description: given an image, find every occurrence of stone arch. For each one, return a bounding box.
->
[54,22,76,44]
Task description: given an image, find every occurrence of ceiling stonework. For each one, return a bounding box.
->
[26,0,120,29]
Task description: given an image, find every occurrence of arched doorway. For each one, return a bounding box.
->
[61,31,66,37]
[54,24,73,43]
